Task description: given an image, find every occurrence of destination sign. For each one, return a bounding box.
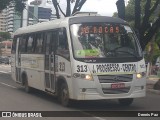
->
[91,63,136,73]
[80,25,120,35]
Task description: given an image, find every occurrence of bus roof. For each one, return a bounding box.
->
[14,16,127,36]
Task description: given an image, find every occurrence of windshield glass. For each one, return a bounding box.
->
[70,23,142,60]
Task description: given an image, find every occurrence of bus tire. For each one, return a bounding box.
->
[24,76,32,93]
[59,83,70,107]
[118,98,133,106]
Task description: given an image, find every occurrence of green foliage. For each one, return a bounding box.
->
[0,0,26,13]
[113,0,160,63]
[14,0,27,13]
[144,42,160,64]
[0,32,11,41]
[0,0,12,11]
[125,0,158,21]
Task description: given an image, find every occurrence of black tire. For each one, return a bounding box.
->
[118,98,133,106]
[59,83,70,107]
[24,77,32,93]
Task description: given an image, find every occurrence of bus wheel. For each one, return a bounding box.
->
[59,83,70,107]
[118,98,133,106]
[24,78,32,93]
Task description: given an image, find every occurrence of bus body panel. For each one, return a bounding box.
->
[69,59,146,100]
[20,54,45,91]
[11,15,146,102]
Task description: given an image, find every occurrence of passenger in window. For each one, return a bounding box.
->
[35,34,43,53]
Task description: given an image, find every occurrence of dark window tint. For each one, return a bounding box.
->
[27,34,35,53]
[57,28,69,59]
[20,35,27,53]
[45,32,52,70]
[11,37,17,54]
[35,33,44,54]
[45,32,52,55]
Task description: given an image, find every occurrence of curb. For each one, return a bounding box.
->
[147,89,160,95]
[146,77,160,95]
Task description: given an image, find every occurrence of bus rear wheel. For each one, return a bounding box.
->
[24,77,32,93]
[59,83,70,107]
[118,98,133,106]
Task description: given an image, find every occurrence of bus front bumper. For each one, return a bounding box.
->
[75,88,146,100]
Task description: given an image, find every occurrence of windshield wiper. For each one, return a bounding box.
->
[106,49,139,59]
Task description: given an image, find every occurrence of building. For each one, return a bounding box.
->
[27,5,52,25]
[0,40,12,56]
[3,0,52,34]
[0,10,7,32]
[5,3,16,33]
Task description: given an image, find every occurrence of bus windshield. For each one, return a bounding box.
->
[70,23,142,60]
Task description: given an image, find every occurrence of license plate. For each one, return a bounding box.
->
[111,83,125,89]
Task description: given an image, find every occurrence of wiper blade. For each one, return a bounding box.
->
[106,48,139,58]
[114,50,139,59]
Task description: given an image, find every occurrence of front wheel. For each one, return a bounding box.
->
[118,98,133,106]
[59,83,70,107]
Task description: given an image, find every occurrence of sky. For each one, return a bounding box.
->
[28,0,128,16]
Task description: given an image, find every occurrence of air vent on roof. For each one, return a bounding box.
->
[72,12,100,16]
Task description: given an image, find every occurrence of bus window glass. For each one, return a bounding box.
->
[11,37,17,54]
[45,32,52,55]
[57,28,69,59]
[45,32,52,70]
[27,34,34,53]
[70,23,142,59]
[20,35,27,53]
[35,33,43,54]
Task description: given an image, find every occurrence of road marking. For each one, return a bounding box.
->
[0,82,17,89]
[0,71,11,74]
[80,111,107,120]
[0,65,11,68]
[94,117,106,120]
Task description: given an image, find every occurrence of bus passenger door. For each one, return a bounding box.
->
[15,37,21,83]
[44,31,57,93]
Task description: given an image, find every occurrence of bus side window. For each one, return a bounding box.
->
[27,34,35,53]
[11,37,17,54]
[20,35,27,53]
[57,28,69,59]
[45,32,52,55]
[35,33,44,54]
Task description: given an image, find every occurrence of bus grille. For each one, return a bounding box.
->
[102,87,130,94]
[98,74,133,83]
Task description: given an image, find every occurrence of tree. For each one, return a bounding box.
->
[116,0,160,51]
[139,0,160,50]
[0,32,11,41]
[0,0,26,13]
[135,0,141,32]
[52,0,86,19]
[116,0,125,20]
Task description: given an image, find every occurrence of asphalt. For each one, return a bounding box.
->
[147,75,160,95]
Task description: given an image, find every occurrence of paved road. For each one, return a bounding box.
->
[0,65,159,120]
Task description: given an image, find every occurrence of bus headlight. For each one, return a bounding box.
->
[73,73,93,80]
[84,74,92,80]
[136,72,146,79]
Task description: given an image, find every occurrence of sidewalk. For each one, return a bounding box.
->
[146,75,160,94]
